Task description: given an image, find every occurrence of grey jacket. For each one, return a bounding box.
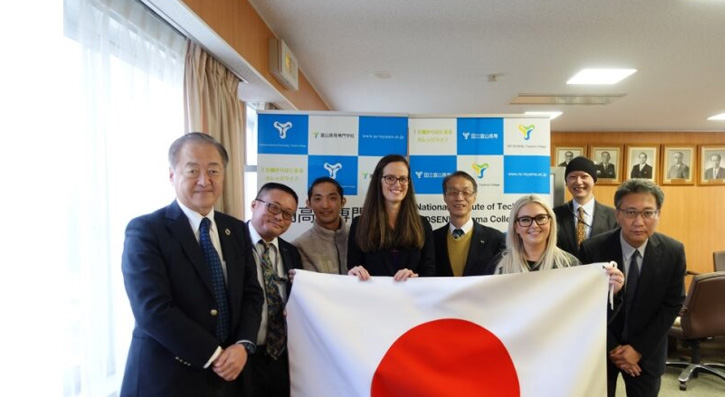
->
[292,219,349,274]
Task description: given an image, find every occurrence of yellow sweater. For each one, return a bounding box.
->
[447,230,473,276]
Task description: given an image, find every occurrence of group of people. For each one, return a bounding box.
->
[120,133,686,397]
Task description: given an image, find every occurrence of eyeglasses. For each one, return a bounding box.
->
[445,190,475,198]
[617,208,659,219]
[382,175,410,185]
[515,214,551,227]
[255,199,295,220]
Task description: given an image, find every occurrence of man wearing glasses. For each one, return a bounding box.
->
[579,179,685,397]
[243,182,303,397]
[433,171,505,276]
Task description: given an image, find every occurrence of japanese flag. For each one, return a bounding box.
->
[287,265,608,397]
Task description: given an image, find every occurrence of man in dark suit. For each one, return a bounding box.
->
[433,171,505,276]
[553,157,617,256]
[595,151,616,179]
[558,150,574,166]
[630,152,653,179]
[121,133,263,396]
[243,182,303,397]
[704,153,724,180]
[579,179,685,397]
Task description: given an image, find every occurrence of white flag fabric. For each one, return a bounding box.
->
[287,265,608,397]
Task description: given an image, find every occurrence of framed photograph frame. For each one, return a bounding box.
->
[625,145,659,183]
[662,145,696,185]
[699,145,725,185]
[589,145,623,185]
[553,145,587,168]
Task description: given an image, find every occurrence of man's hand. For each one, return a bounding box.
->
[609,344,642,377]
[213,344,248,381]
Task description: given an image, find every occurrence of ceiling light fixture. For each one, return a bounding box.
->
[525,111,563,120]
[567,68,637,85]
[511,94,625,105]
[707,113,725,120]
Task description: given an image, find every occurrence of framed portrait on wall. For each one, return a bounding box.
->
[699,145,725,185]
[553,145,586,168]
[589,145,622,185]
[662,145,695,185]
[625,145,659,183]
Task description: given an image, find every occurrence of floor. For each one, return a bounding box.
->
[615,336,725,396]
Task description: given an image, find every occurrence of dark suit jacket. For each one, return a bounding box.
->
[347,215,436,276]
[705,167,725,179]
[121,201,263,397]
[553,200,617,256]
[630,163,653,178]
[433,220,505,276]
[578,229,685,376]
[595,163,616,179]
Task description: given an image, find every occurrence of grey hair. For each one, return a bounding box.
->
[168,132,229,168]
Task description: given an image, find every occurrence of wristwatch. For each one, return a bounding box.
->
[240,341,256,354]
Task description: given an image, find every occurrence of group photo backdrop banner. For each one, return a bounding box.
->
[257,111,550,240]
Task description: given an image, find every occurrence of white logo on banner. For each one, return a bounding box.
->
[462,132,470,140]
[273,121,292,139]
[323,162,343,178]
[415,171,423,179]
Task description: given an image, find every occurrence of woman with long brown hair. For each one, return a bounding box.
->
[347,154,435,281]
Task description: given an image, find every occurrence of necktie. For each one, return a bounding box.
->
[623,250,641,340]
[259,241,286,359]
[576,207,587,247]
[452,228,464,239]
[199,218,229,342]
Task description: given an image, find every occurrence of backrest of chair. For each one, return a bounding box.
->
[714,251,725,272]
[680,271,725,339]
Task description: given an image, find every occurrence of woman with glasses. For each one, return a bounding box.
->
[347,154,435,281]
[488,194,582,274]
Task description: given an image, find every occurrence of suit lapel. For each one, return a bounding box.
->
[464,222,484,276]
[561,201,578,250]
[216,214,242,325]
[165,202,216,297]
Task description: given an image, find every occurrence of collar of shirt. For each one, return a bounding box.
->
[177,199,217,242]
[449,218,474,236]
[247,221,280,253]
[619,232,648,273]
[572,198,595,224]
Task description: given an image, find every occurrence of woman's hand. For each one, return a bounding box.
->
[393,268,418,282]
[348,265,371,281]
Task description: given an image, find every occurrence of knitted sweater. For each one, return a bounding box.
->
[292,219,349,274]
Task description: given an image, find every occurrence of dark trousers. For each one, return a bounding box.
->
[242,347,290,397]
[606,361,661,397]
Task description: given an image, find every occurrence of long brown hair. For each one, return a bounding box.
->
[355,154,425,251]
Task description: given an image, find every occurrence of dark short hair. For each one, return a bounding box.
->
[168,132,229,168]
[307,177,344,201]
[712,154,722,161]
[256,182,299,206]
[614,179,665,209]
[442,171,477,195]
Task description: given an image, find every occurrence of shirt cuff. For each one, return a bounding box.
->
[203,346,223,369]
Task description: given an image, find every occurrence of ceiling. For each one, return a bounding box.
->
[248,0,725,132]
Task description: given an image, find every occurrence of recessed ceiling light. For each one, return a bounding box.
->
[567,69,637,85]
[369,71,392,79]
[525,111,562,120]
[707,113,725,120]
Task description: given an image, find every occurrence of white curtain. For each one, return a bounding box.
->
[61,0,186,395]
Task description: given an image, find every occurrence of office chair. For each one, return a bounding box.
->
[666,271,725,390]
[714,250,725,272]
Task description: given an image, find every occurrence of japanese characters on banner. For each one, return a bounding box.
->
[257,111,550,240]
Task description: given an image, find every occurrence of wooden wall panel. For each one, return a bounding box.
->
[553,131,725,276]
[181,0,329,111]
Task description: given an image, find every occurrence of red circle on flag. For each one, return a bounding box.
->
[371,318,519,397]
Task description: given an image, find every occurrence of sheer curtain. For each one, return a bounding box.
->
[184,42,246,219]
[62,0,186,395]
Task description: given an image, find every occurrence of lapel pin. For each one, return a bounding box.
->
[225,228,231,236]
